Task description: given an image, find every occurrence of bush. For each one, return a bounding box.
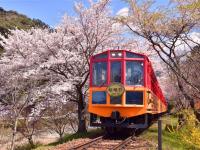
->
[177,110,200,148]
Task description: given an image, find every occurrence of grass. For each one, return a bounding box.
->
[141,115,200,150]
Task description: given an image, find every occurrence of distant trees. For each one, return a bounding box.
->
[120,0,200,110]
[0,7,49,54]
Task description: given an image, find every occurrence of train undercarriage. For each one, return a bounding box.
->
[90,112,163,134]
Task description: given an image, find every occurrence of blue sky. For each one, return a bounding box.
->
[0,0,166,27]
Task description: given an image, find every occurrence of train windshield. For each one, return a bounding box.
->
[92,62,107,86]
[126,61,143,86]
[111,61,121,83]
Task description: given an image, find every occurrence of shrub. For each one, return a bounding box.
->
[165,110,200,148]
[177,110,200,148]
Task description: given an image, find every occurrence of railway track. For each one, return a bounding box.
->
[71,135,153,150]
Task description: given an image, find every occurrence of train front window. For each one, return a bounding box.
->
[92,62,107,86]
[126,52,144,58]
[92,91,106,104]
[126,91,143,105]
[126,61,143,86]
[94,53,108,59]
[111,61,121,83]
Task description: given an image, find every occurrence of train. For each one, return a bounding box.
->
[88,50,167,133]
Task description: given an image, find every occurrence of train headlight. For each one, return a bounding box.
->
[111,52,122,57]
[118,53,122,57]
[111,53,116,57]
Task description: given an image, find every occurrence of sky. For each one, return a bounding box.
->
[0,0,167,27]
[0,0,127,27]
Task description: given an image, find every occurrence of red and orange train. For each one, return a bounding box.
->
[88,50,167,131]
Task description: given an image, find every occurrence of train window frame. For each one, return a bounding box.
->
[90,50,147,87]
[110,61,123,84]
[92,61,108,86]
[125,61,144,86]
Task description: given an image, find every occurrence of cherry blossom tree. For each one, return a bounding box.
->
[0,0,126,133]
[0,69,46,150]
[42,100,77,141]
[119,0,200,109]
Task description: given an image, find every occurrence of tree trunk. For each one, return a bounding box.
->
[10,118,18,150]
[28,137,35,148]
[195,111,200,121]
[77,103,86,133]
[77,87,87,133]
[177,77,195,109]
[176,77,200,121]
[58,132,65,143]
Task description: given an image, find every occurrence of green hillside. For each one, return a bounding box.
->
[0,7,48,53]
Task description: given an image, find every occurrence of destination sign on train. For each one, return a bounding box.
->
[107,83,125,97]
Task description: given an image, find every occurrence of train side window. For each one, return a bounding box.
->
[111,61,121,83]
[126,61,143,86]
[126,91,143,105]
[92,62,107,86]
[92,91,106,104]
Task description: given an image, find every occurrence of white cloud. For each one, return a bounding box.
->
[116,7,129,17]
[190,32,200,44]
[174,31,200,56]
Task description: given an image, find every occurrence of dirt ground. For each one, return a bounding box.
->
[50,138,91,150]
[51,137,157,150]
[1,131,59,150]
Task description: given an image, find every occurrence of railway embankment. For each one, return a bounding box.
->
[10,112,200,150]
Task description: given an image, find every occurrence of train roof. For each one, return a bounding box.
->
[92,50,150,61]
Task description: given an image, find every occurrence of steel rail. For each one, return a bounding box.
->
[111,136,135,150]
[71,135,104,150]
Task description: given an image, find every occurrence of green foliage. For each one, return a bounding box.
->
[142,115,200,149]
[0,7,48,53]
[0,7,48,31]
[177,110,200,148]
[178,1,200,11]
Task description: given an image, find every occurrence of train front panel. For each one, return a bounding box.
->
[88,50,167,129]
